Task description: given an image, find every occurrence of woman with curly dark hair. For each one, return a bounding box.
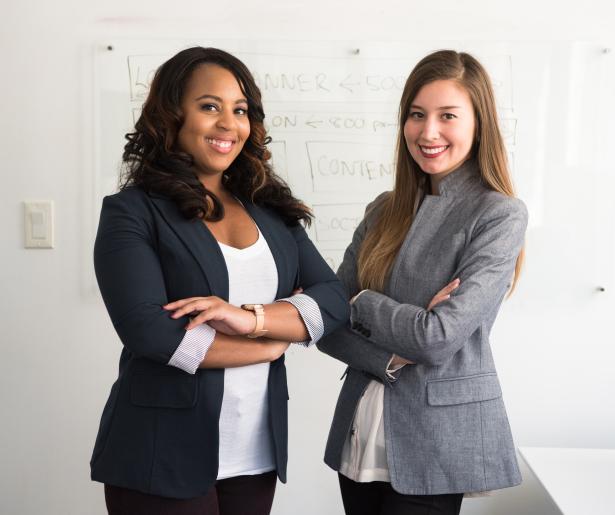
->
[90,47,349,515]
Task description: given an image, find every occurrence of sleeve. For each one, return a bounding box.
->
[385,356,407,381]
[168,324,216,374]
[316,193,398,383]
[287,223,350,338]
[276,293,324,346]
[94,193,191,364]
[316,325,397,384]
[350,197,528,366]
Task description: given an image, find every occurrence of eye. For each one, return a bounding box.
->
[199,103,218,112]
[442,113,457,120]
[235,106,248,116]
[408,111,424,120]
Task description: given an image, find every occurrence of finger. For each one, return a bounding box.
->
[438,278,461,296]
[185,307,225,330]
[428,294,450,310]
[171,301,211,319]
[185,311,210,330]
[292,287,304,295]
[164,297,202,309]
[444,278,461,291]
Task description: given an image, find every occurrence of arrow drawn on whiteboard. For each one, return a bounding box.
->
[305,116,324,129]
[339,74,361,93]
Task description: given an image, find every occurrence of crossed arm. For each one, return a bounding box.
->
[164,292,310,369]
[94,194,347,373]
[317,195,527,374]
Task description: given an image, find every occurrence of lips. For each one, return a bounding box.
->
[206,137,235,154]
[419,145,449,158]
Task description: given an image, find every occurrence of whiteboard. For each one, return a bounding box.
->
[94,39,615,300]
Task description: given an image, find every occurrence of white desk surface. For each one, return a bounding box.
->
[519,446,615,515]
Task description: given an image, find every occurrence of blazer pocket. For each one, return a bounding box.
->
[427,373,502,406]
[130,373,198,409]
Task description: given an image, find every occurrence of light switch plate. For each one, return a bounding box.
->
[24,201,54,248]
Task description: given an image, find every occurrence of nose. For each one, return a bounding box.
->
[216,107,235,131]
[422,116,440,141]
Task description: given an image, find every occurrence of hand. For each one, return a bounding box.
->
[164,296,256,334]
[427,278,460,311]
[391,354,415,366]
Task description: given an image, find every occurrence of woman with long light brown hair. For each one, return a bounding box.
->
[318,50,527,515]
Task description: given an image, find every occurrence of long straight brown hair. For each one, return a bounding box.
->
[357,50,524,293]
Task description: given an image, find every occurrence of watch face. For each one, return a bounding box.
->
[242,304,263,312]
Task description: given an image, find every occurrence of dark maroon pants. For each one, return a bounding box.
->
[104,471,277,515]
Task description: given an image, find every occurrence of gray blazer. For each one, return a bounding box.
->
[317,160,527,495]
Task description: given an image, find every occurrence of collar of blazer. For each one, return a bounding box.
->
[148,190,291,301]
[431,158,481,198]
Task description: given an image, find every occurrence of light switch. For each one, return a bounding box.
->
[24,201,54,248]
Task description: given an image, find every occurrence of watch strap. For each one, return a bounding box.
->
[241,304,267,338]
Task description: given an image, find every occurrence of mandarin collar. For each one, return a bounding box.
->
[433,159,480,197]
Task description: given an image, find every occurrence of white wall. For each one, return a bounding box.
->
[1,1,614,514]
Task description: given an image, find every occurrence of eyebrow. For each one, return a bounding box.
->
[410,104,462,110]
[194,94,248,104]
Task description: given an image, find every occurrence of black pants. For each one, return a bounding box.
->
[105,470,277,515]
[338,474,463,515]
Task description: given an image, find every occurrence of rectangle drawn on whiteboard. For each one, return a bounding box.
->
[307,141,395,193]
[313,203,365,244]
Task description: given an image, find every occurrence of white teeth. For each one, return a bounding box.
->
[421,145,448,154]
[206,138,233,148]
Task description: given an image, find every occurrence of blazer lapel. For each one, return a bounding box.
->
[149,194,229,300]
[242,201,294,300]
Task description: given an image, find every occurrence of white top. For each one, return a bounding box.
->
[339,356,405,483]
[216,227,278,479]
[520,447,615,515]
[339,379,390,482]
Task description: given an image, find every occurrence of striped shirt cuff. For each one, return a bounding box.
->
[276,293,324,347]
[168,324,216,374]
[385,355,406,382]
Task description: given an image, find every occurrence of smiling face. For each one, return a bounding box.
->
[403,79,476,183]
[177,64,250,181]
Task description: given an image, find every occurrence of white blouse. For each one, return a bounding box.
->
[339,360,404,482]
[216,228,279,479]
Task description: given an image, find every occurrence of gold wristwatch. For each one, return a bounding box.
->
[241,304,268,338]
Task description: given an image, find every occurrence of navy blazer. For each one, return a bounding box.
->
[90,187,349,499]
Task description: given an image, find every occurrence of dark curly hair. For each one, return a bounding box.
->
[120,46,312,226]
